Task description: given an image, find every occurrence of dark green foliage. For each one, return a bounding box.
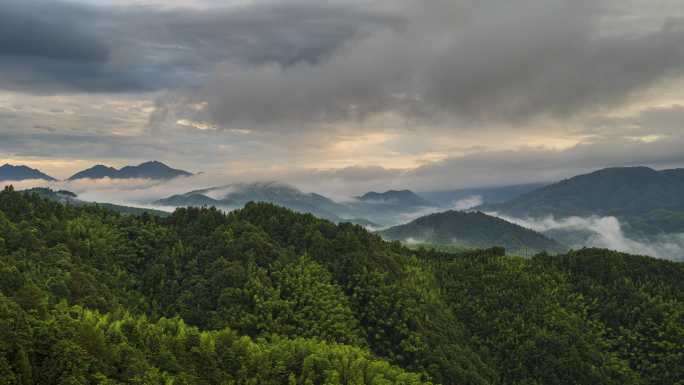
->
[0,186,683,384]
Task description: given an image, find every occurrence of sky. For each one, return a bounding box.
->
[1,0,684,194]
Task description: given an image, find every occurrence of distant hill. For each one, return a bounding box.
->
[479,167,684,238]
[0,164,56,182]
[23,187,169,216]
[156,182,350,221]
[379,210,565,255]
[347,189,438,226]
[357,190,433,207]
[418,183,546,208]
[68,161,192,181]
[480,167,684,217]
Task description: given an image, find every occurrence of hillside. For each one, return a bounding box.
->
[68,161,192,180]
[379,210,565,255]
[1,187,684,384]
[481,166,684,217]
[0,164,56,182]
[479,167,684,242]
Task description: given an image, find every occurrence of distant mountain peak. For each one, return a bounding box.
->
[68,161,192,181]
[0,164,56,182]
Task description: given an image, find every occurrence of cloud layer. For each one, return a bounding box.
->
[1,0,683,192]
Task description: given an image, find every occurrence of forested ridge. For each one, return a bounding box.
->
[1,186,683,385]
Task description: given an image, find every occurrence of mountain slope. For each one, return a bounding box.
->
[0,164,56,181]
[379,210,565,255]
[479,167,684,239]
[481,166,684,217]
[68,161,192,180]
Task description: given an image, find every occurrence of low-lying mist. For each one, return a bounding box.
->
[488,212,684,261]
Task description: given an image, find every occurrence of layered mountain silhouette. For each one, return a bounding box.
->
[0,164,56,182]
[379,210,565,255]
[158,185,439,227]
[68,161,192,181]
[156,182,350,222]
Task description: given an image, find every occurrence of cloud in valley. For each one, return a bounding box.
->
[489,213,684,260]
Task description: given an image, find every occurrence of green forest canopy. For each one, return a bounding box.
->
[0,185,683,385]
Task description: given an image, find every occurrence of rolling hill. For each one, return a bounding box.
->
[379,210,565,255]
[68,161,192,180]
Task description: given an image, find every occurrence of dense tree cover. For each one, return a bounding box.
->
[1,185,683,384]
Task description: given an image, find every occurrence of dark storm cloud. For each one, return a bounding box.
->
[2,0,684,132]
[0,1,108,62]
[0,0,398,93]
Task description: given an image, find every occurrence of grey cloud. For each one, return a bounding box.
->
[0,0,398,93]
[171,0,684,131]
[0,1,109,62]
[422,2,684,121]
[4,0,683,125]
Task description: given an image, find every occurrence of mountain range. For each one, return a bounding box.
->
[156,183,441,227]
[0,164,56,182]
[1,161,193,182]
[68,161,193,181]
[379,210,565,255]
